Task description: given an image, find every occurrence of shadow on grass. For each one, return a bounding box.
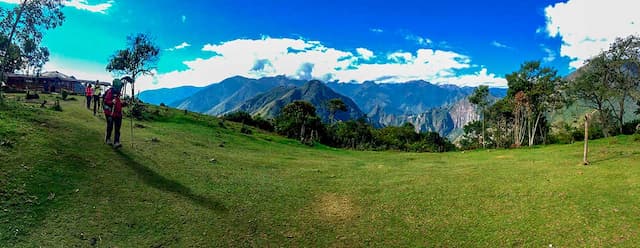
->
[115,149,227,213]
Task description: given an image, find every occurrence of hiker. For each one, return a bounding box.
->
[93,82,102,116]
[103,79,125,148]
[85,83,93,109]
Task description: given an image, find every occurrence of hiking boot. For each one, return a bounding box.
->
[106,139,112,145]
[113,142,122,149]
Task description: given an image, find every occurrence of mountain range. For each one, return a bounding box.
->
[138,76,507,139]
[232,80,365,123]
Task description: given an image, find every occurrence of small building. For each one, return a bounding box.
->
[4,71,110,94]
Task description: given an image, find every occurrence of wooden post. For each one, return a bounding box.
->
[583,115,589,165]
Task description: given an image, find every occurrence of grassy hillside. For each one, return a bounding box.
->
[2,93,640,247]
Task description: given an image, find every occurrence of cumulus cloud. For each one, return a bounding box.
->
[370,28,384,33]
[0,0,114,14]
[543,0,639,68]
[356,48,374,60]
[136,37,507,92]
[166,42,191,51]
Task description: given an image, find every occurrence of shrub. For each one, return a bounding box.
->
[240,125,252,135]
[223,111,274,132]
[61,90,69,100]
[50,100,62,112]
[622,119,640,135]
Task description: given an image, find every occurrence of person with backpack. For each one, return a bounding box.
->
[93,81,102,116]
[103,79,125,148]
[85,83,93,110]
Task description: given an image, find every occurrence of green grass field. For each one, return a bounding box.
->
[2,93,640,247]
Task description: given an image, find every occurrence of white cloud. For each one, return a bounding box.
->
[356,48,374,60]
[181,15,186,23]
[541,45,556,62]
[370,28,384,33]
[166,42,191,51]
[543,0,639,68]
[64,0,114,14]
[136,37,507,92]
[0,0,114,14]
[405,34,432,46]
[491,41,511,49]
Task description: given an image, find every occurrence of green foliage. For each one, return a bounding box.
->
[469,86,489,107]
[223,111,274,132]
[240,124,252,135]
[275,101,324,145]
[0,0,63,74]
[548,121,582,144]
[0,35,23,72]
[326,98,348,124]
[622,119,640,135]
[325,117,374,149]
[106,33,160,79]
[60,89,68,100]
[459,120,483,150]
[506,60,565,147]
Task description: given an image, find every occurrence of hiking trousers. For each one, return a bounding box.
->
[86,96,92,109]
[93,95,100,115]
[105,115,122,143]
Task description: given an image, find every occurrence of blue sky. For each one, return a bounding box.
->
[1,0,638,91]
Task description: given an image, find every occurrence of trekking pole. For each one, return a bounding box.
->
[128,81,134,149]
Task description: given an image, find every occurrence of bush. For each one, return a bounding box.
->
[50,100,62,112]
[622,119,640,135]
[61,90,69,100]
[223,111,274,132]
[240,125,252,135]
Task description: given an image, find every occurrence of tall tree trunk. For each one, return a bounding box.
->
[595,101,610,138]
[481,107,486,149]
[529,112,542,147]
[618,96,626,134]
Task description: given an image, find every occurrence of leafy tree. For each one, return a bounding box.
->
[326,98,347,124]
[106,33,160,101]
[328,117,374,149]
[459,120,483,150]
[506,61,565,147]
[373,123,419,150]
[567,54,616,137]
[469,85,489,148]
[106,33,160,148]
[20,38,48,75]
[486,98,514,148]
[605,35,640,133]
[0,0,63,73]
[275,101,324,145]
[0,0,63,102]
[0,34,23,73]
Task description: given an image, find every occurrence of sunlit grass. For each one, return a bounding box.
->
[2,93,640,247]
